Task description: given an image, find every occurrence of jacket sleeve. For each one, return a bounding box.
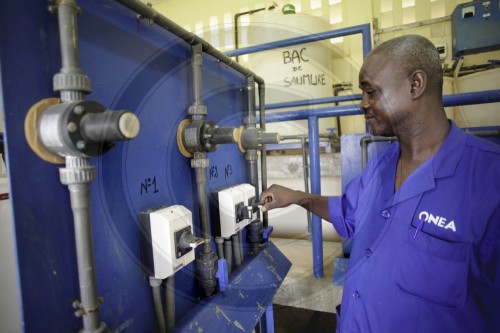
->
[327,142,396,239]
[481,204,500,330]
[328,174,362,239]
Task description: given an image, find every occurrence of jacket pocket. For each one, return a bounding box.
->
[392,226,470,308]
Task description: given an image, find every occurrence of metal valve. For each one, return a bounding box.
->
[176,119,280,157]
[26,99,140,162]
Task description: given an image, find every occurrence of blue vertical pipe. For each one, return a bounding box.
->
[308,116,323,278]
[361,24,372,58]
[362,24,372,132]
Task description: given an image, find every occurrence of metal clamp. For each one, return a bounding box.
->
[72,297,104,317]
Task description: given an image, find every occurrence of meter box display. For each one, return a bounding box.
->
[451,0,500,56]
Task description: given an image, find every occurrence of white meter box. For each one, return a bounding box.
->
[237,183,257,220]
[139,205,195,279]
[216,183,255,238]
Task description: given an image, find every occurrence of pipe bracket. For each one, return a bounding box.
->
[72,297,104,317]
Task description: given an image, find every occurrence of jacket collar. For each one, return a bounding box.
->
[432,120,466,178]
[382,120,465,207]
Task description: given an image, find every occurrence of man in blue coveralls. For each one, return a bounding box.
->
[260,35,500,332]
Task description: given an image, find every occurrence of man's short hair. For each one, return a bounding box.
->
[372,35,443,95]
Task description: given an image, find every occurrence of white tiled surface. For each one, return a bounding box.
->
[272,237,343,313]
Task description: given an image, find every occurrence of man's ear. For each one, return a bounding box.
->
[409,70,427,99]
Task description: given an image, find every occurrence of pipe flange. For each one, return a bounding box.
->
[53,73,91,94]
[176,119,193,158]
[234,126,245,153]
[178,119,218,154]
[59,165,96,185]
[38,100,114,158]
[199,121,218,152]
[24,98,65,164]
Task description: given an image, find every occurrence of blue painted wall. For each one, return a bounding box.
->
[0,1,253,331]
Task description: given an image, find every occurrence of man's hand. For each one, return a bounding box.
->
[260,184,331,222]
[260,184,300,212]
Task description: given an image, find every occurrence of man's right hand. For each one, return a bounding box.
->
[260,184,300,212]
[260,184,331,222]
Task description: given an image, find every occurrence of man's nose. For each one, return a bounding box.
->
[359,95,369,111]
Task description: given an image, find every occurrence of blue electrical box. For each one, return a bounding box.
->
[451,0,500,56]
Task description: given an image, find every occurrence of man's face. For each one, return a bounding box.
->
[358,52,411,137]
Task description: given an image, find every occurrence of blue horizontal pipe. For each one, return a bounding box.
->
[261,89,500,123]
[265,105,361,123]
[225,24,372,58]
[442,89,500,106]
[264,94,362,110]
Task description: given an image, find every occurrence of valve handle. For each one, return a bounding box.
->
[261,226,274,242]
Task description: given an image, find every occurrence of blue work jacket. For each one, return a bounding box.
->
[329,121,500,333]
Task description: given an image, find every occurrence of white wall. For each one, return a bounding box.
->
[0,177,22,333]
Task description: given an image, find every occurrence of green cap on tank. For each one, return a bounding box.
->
[282,4,296,14]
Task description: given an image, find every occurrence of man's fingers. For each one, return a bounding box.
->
[260,192,274,212]
[260,192,273,204]
[261,201,273,212]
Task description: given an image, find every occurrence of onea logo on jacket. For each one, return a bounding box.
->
[418,211,456,232]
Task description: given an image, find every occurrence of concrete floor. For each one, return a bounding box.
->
[271,237,343,314]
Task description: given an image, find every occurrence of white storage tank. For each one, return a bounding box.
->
[247,6,341,241]
[247,5,337,135]
[454,68,500,127]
